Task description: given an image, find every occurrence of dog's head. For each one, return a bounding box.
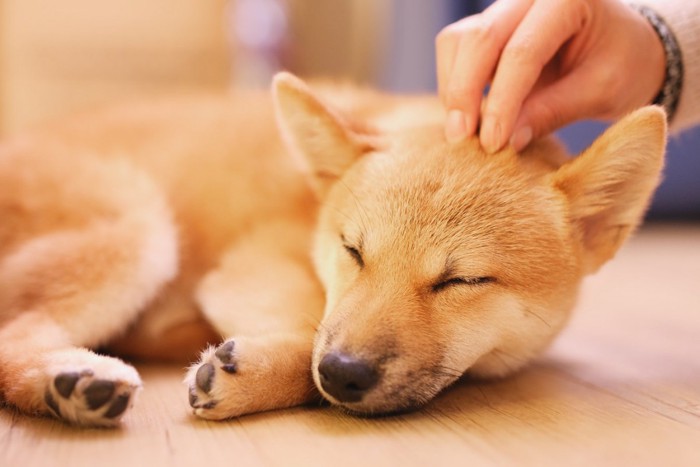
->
[273,72,666,415]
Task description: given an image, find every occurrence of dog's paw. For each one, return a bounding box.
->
[186,336,315,421]
[44,359,141,427]
[186,340,238,419]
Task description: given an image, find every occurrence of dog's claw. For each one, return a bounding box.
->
[221,363,237,374]
[188,383,219,411]
[44,391,61,416]
[189,389,198,407]
[191,400,218,411]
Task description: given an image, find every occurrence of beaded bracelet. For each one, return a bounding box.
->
[629,3,684,122]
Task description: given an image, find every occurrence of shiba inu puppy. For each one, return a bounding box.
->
[0,72,665,426]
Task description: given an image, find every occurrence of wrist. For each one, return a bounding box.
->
[628,3,683,122]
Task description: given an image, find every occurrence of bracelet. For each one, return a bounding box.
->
[628,3,684,122]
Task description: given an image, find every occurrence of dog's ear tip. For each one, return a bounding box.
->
[271,71,293,88]
[624,105,668,138]
[272,71,305,95]
[619,105,668,166]
[638,104,667,121]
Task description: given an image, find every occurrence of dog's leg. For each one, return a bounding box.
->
[0,208,177,426]
[0,315,142,427]
[186,221,324,419]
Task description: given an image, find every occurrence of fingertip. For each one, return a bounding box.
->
[480,115,504,154]
[445,110,468,143]
[464,112,477,138]
[510,125,533,152]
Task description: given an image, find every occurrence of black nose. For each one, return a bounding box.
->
[317,352,379,403]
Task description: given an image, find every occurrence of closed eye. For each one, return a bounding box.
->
[343,244,364,268]
[431,276,495,293]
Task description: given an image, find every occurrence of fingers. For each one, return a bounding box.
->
[436,20,470,141]
[511,67,604,151]
[480,0,591,153]
[436,0,533,143]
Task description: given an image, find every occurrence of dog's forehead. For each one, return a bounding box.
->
[336,134,547,257]
[361,140,529,222]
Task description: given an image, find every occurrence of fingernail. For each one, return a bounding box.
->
[481,116,503,154]
[463,113,476,137]
[510,126,533,152]
[445,110,467,143]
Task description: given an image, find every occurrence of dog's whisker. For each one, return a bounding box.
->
[489,349,518,374]
[431,369,463,380]
[522,307,552,329]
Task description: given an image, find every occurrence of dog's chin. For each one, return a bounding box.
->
[318,390,426,418]
[331,401,421,418]
[313,372,455,417]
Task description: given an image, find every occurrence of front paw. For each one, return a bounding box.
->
[186,340,237,418]
[185,335,316,420]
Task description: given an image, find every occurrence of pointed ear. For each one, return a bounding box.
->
[272,72,375,197]
[551,106,666,274]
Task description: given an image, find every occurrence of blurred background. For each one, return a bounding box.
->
[0,0,697,219]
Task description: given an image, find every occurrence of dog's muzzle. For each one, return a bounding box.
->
[317,352,379,403]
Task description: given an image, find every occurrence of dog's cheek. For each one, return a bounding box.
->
[464,293,569,378]
[314,249,365,324]
[432,293,529,375]
[311,232,341,308]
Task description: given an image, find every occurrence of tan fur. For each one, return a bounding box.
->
[0,73,665,425]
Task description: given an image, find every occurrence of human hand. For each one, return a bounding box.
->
[436,0,666,152]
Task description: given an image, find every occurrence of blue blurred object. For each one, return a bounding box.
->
[382,0,700,219]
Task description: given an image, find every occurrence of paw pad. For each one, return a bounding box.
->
[196,363,215,394]
[46,368,140,426]
[84,379,116,410]
[188,340,238,411]
[214,341,237,374]
[54,371,83,398]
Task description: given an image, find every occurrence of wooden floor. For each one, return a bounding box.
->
[1,224,699,467]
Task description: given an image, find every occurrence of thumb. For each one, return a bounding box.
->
[510,71,604,151]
